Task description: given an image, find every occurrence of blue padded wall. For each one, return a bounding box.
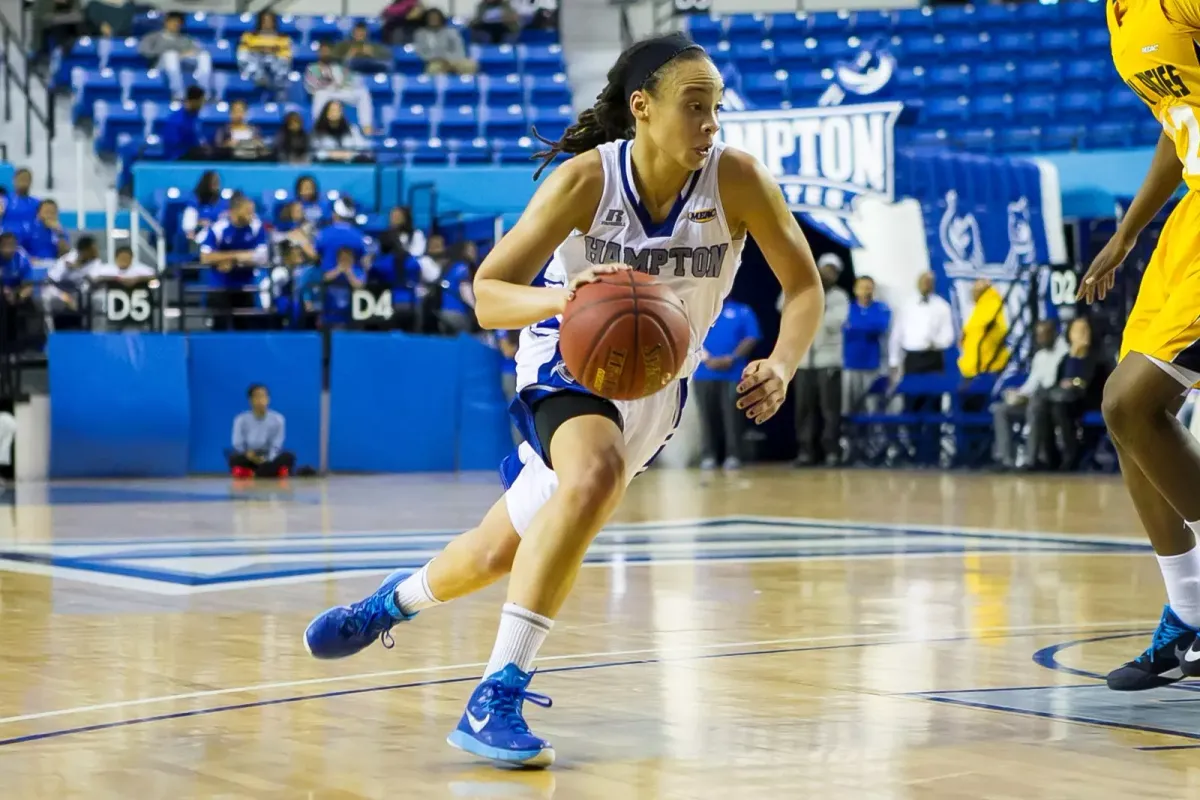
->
[48,333,190,477]
[187,333,322,473]
[456,336,514,471]
[329,331,463,472]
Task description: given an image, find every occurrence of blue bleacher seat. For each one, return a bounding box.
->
[685,15,725,48]
[1087,121,1134,149]
[207,41,237,71]
[922,95,969,124]
[1081,27,1110,53]
[1015,91,1057,122]
[436,105,480,139]
[815,37,856,62]
[998,125,1040,153]
[1063,58,1111,85]
[95,100,147,154]
[124,69,171,105]
[103,38,148,70]
[525,74,571,107]
[528,105,572,142]
[1017,2,1061,26]
[907,128,949,149]
[928,64,970,94]
[973,61,1015,88]
[1063,1,1106,28]
[768,13,808,39]
[731,41,775,68]
[852,10,892,34]
[519,44,564,77]
[971,92,1014,123]
[133,12,159,37]
[393,45,425,76]
[198,104,232,139]
[54,36,100,88]
[992,31,1036,56]
[975,3,1020,29]
[453,139,493,165]
[945,33,988,59]
[1136,118,1163,145]
[398,74,438,106]
[474,44,519,77]
[365,73,399,106]
[726,13,768,43]
[808,11,851,35]
[495,137,538,165]
[1018,60,1062,86]
[388,105,433,139]
[298,15,343,44]
[73,68,121,122]
[486,74,526,107]
[181,12,220,42]
[773,39,815,71]
[789,68,831,104]
[892,7,934,31]
[896,34,942,61]
[481,105,526,139]
[931,4,976,30]
[1039,29,1081,53]
[405,138,451,165]
[442,74,481,106]
[247,103,296,136]
[1040,124,1087,150]
[1058,89,1103,122]
[743,70,788,106]
[293,42,321,71]
[958,128,995,153]
[1106,87,1145,114]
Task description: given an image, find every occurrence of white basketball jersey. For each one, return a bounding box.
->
[520,139,745,384]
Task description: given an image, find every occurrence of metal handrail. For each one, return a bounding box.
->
[105,190,167,274]
[0,7,56,188]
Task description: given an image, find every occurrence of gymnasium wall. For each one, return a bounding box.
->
[46,332,513,478]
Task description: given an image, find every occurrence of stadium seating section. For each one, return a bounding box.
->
[62,12,570,166]
[686,1,1149,154]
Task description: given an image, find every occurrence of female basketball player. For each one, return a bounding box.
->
[304,33,824,766]
[1076,0,1200,691]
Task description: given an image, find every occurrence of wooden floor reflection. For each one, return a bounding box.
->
[0,468,1196,799]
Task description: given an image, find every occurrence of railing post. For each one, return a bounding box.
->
[105,190,117,264]
[131,205,140,263]
[3,27,12,123]
[75,136,85,230]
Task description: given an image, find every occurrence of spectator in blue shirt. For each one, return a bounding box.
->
[180,171,229,246]
[694,298,761,470]
[842,276,892,413]
[160,86,208,161]
[438,241,477,333]
[229,383,296,478]
[321,246,366,326]
[0,168,40,232]
[199,194,269,329]
[20,200,69,262]
[0,232,35,347]
[315,198,373,270]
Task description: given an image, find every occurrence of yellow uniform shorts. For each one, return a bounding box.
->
[1120,190,1200,378]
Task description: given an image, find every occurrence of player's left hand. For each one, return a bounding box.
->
[736,359,791,424]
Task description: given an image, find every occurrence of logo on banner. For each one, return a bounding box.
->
[717,38,903,245]
[938,191,1038,281]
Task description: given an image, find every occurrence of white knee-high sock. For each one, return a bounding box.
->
[392,563,442,616]
[1159,526,1200,628]
[483,603,554,678]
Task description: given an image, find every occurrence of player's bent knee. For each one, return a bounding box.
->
[480,532,520,577]
[557,444,626,519]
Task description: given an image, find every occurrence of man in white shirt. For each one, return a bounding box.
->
[888,271,956,383]
[44,235,102,330]
[992,320,1068,469]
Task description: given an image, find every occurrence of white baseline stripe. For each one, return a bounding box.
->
[0,620,1149,728]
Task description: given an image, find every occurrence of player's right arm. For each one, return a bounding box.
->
[473,152,620,331]
[1078,132,1183,302]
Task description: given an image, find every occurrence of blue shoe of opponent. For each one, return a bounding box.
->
[446,664,555,768]
[1106,605,1198,691]
[304,569,415,659]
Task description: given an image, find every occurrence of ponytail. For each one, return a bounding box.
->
[530,33,706,180]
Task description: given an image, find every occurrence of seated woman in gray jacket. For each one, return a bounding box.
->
[413,9,477,75]
[311,100,370,163]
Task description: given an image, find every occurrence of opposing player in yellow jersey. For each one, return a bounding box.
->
[1080,0,1200,690]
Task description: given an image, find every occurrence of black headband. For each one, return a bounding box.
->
[623,34,704,103]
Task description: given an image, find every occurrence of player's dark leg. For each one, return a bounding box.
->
[1103,356,1200,689]
[304,497,520,659]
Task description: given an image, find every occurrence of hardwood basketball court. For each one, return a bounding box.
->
[0,468,1196,798]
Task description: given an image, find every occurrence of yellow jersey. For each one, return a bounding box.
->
[1108,0,1200,190]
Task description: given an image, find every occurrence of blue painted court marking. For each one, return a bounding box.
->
[0,627,1100,750]
[0,516,1153,593]
[909,632,1200,747]
[23,485,324,506]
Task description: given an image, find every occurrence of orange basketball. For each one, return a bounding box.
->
[559,271,691,401]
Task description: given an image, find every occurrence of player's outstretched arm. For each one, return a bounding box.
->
[720,149,823,424]
[1078,132,1182,303]
[473,152,604,330]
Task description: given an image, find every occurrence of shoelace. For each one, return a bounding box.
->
[340,597,397,649]
[485,681,553,735]
[1142,610,1189,662]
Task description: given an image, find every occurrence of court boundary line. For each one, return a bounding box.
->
[0,623,1148,749]
[0,621,1151,730]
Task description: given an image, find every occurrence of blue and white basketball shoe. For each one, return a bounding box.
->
[1106,605,1198,691]
[304,569,415,659]
[446,664,555,767]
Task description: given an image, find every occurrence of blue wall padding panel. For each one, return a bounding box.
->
[186,333,322,473]
[48,333,190,477]
[329,331,463,472]
[456,336,514,471]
